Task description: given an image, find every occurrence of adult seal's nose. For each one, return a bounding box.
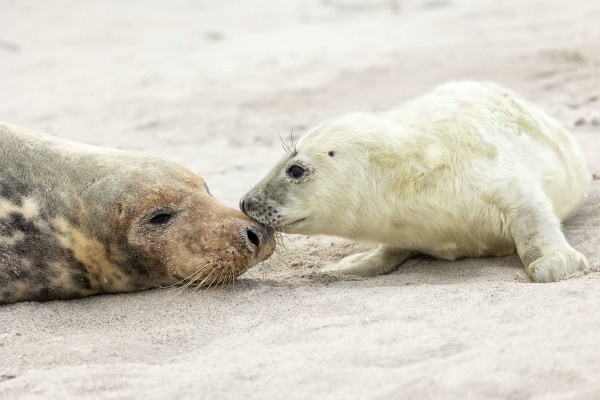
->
[246,226,260,247]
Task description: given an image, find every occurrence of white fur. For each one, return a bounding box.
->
[241,81,590,282]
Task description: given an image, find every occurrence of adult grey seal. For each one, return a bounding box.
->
[240,81,590,282]
[1,122,274,304]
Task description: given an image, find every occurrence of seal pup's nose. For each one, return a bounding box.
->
[240,196,256,215]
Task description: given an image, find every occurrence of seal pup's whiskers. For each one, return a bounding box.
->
[278,133,292,153]
[252,225,295,282]
[277,124,297,154]
[289,124,297,153]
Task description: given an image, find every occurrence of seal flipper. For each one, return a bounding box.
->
[501,181,588,282]
[320,245,416,277]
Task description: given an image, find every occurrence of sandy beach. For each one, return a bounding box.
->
[1,0,599,398]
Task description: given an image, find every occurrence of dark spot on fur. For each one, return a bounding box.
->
[0,180,30,206]
[0,210,94,302]
[3,212,36,237]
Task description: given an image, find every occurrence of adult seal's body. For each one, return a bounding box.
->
[240,81,590,282]
[0,122,274,304]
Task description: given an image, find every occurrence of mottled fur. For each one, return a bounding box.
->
[241,81,590,282]
[1,122,274,304]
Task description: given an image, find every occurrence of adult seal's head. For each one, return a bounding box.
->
[0,122,274,304]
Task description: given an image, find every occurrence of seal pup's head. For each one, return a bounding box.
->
[240,112,404,240]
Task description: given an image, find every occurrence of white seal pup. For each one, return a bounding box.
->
[0,122,274,304]
[240,81,590,282]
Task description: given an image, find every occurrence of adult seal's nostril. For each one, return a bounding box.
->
[246,227,260,247]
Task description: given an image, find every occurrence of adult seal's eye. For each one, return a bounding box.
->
[148,212,174,226]
[287,165,305,179]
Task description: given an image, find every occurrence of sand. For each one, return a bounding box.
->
[1,0,599,399]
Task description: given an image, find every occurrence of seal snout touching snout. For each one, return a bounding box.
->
[0,121,274,305]
[241,222,274,260]
[246,226,260,246]
[239,197,267,220]
[238,200,275,250]
[240,186,292,229]
[240,81,591,282]
[245,225,263,247]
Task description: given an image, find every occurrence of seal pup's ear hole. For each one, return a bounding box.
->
[328,151,335,157]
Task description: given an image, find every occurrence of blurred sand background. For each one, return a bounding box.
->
[1,0,599,399]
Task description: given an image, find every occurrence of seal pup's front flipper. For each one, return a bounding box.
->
[501,181,588,282]
[320,245,416,277]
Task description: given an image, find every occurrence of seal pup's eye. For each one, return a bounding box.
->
[328,151,335,157]
[287,165,305,179]
[148,212,174,226]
